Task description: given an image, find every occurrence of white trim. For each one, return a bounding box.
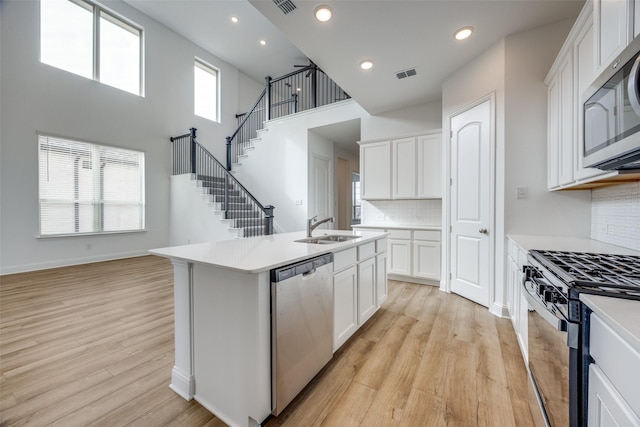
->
[0,250,149,275]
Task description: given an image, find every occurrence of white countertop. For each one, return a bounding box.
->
[150,230,388,274]
[353,224,441,231]
[580,294,640,355]
[508,234,640,255]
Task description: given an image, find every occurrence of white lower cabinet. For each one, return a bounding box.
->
[507,237,529,362]
[589,312,640,425]
[333,265,358,352]
[588,364,640,427]
[357,257,377,324]
[388,238,411,275]
[333,238,388,352]
[376,252,387,306]
[413,230,441,280]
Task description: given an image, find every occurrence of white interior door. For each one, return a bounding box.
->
[310,154,333,229]
[450,99,492,308]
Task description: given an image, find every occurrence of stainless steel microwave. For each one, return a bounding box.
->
[584,37,640,170]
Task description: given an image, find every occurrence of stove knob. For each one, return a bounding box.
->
[543,289,557,303]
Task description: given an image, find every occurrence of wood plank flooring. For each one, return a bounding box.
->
[0,256,534,426]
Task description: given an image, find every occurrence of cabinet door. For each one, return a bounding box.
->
[517,271,528,362]
[548,75,561,189]
[388,238,411,275]
[333,266,358,351]
[575,20,606,181]
[360,141,391,199]
[376,252,387,306]
[559,54,575,186]
[416,133,442,198]
[412,240,440,280]
[594,0,631,75]
[392,137,416,199]
[588,364,640,427]
[357,257,377,325]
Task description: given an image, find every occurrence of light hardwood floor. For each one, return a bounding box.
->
[0,256,534,426]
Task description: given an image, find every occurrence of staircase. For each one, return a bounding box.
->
[226,62,350,170]
[197,175,269,237]
[169,64,348,239]
[170,129,274,238]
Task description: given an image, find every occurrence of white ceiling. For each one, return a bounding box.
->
[124,0,584,115]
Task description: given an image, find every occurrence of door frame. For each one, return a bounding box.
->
[442,92,496,311]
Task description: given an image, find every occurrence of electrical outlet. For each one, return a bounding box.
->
[295,200,303,206]
[86,243,92,250]
[516,187,529,199]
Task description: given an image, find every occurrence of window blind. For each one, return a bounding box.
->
[38,135,145,236]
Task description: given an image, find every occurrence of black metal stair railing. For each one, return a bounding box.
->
[171,128,274,237]
[226,62,350,169]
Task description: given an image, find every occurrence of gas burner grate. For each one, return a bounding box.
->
[529,250,640,299]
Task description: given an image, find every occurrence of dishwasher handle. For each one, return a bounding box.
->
[271,253,334,282]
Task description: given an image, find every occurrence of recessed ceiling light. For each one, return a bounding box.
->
[455,26,474,40]
[231,16,239,23]
[360,60,373,70]
[296,87,302,92]
[260,40,266,46]
[314,5,332,22]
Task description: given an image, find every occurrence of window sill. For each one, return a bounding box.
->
[37,229,147,239]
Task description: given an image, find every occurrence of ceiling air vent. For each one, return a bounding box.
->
[396,68,417,79]
[273,0,297,15]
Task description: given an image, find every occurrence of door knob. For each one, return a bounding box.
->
[479,228,488,235]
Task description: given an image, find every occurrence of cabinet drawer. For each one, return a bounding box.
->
[376,238,388,253]
[590,313,640,415]
[334,248,357,272]
[388,229,411,239]
[358,242,376,261]
[413,230,440,241]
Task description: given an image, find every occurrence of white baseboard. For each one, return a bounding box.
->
[170,366,195,401]
[491,301,510,318]
[0,250,150,275]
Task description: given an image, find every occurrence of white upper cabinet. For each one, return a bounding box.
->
[594,0,633,76]
[360,140,391,199]
[416,133,442,198]
[360,131,442,200]
[559,53,575,186]
[546,1,629,190]
[392,137,417,198]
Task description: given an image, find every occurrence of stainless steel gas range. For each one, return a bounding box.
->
[523,250,640,427]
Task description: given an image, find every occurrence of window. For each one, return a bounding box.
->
[38,135,145,236]
[194,59,219,121]
[40,0,143,95]
[352,172,361,225]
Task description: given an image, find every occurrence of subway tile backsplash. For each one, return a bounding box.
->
[361,199,442,227]
[591,182,640,251]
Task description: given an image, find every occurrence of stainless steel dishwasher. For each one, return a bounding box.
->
[270,253,334,415]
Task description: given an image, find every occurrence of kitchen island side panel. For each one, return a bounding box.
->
[191,264,271,427]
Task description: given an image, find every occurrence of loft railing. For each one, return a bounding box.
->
[226,62,350,169]
[170,128,274,236]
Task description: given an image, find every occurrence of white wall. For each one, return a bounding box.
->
[442,19,593,316]
[0,0,262,274]
[231,99,442,233]
[504,20,592,238]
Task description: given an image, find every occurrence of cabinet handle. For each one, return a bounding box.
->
[479,228,489,235]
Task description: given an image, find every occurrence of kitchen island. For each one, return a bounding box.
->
[150,230,388,427]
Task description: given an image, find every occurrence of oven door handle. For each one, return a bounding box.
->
[522,276,569,332]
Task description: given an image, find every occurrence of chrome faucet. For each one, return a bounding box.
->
[307,215,334,237]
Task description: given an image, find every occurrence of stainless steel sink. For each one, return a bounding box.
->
[294,235,360,244]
